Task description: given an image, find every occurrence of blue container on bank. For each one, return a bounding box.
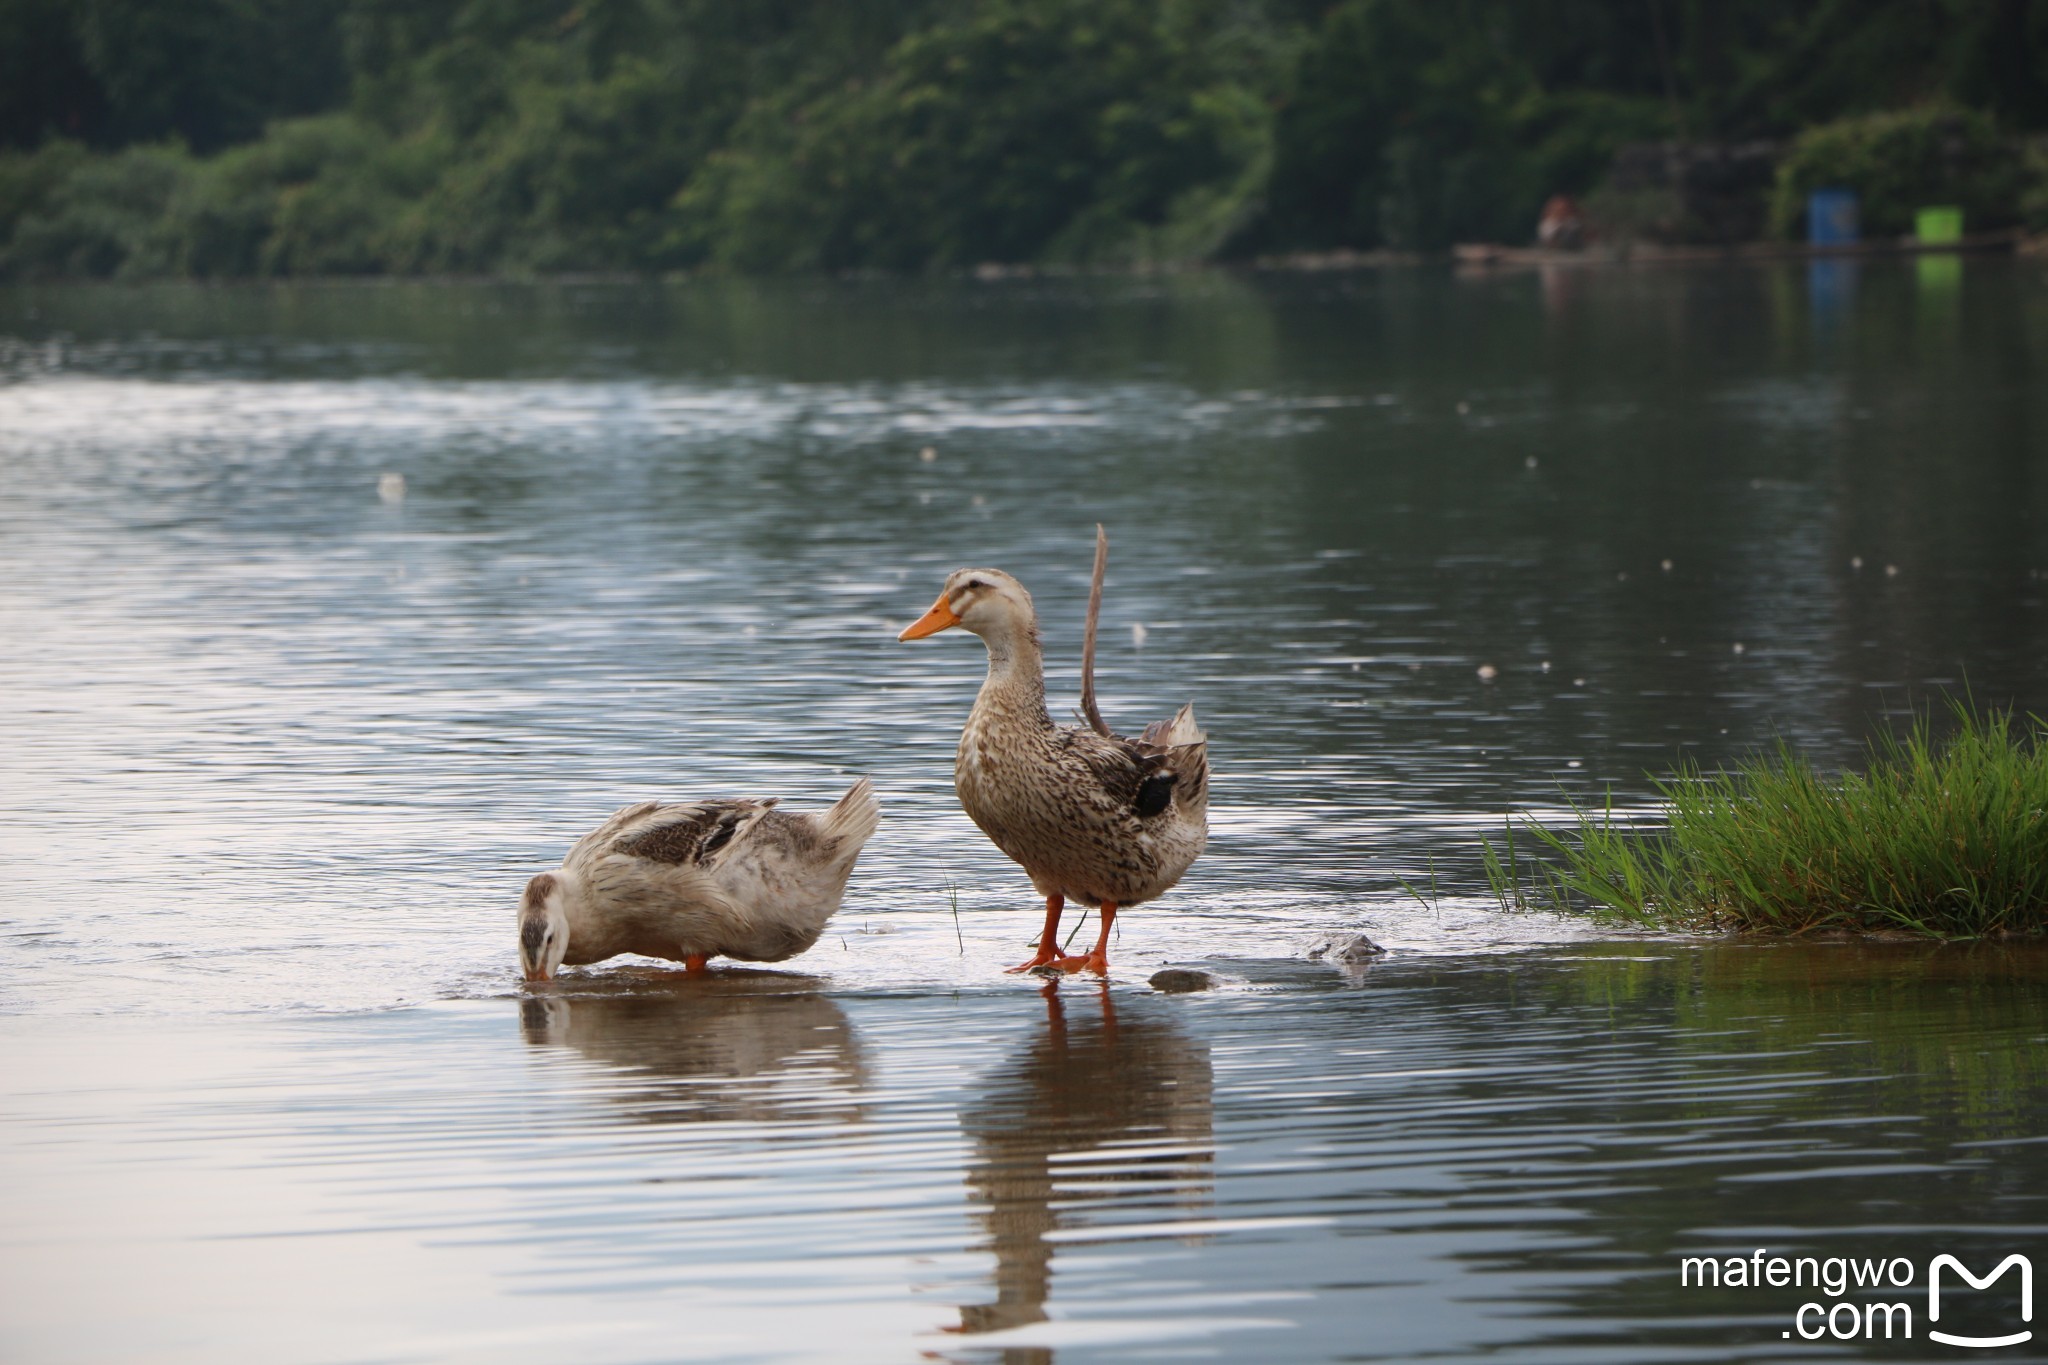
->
[1808,188,1859,246]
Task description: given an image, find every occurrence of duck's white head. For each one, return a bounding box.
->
[898,567,1037,646]
[517,870,574,982]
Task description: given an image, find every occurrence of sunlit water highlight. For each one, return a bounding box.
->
[3,267,2046,1362]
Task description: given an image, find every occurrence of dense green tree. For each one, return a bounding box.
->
[0,0,106,149]
[0,0,347,153]
[1683,0,2048,136]
[672,0,1272,269]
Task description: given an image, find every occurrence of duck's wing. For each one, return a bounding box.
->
[1064,718,1201,821]
[1084,703,1207,817]
[607,798,780,867]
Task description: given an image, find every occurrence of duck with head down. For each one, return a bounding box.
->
[517,779,880,982]
[898,540,1207,975]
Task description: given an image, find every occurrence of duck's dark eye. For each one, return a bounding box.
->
[964,578,989,591]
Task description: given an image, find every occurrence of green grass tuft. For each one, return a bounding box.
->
[1486,703,2048,939]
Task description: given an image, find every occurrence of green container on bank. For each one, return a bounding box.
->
[1915,206,1964,244]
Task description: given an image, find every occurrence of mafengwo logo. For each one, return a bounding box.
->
[1679,1249,2032,1346]
[1930,1256,2035,1349]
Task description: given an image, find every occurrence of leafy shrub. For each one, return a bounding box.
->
[0,137,89,233]
[1767,106,2024,239]
[1,139,190,277]
[262,124,450,275]
[158,116,364,275]
[2023,137,2048,232]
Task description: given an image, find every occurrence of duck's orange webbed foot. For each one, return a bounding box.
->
[1006,893,1073,974]
[684,953,710,974]
[1052,901,1117,976]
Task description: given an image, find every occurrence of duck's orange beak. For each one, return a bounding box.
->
[898,592,960,640]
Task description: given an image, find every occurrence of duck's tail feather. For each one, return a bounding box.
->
[1142,704,1208,809]
[1142,702,1205,748]
[817,776,882,851]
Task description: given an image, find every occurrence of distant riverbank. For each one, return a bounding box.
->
[4,3,2046,284]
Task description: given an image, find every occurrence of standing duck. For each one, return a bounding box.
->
[898,532,1207,974]
[517,779,880,981]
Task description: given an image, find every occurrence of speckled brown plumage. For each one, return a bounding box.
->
[910,567,1208,915]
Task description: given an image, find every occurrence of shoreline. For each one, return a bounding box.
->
[1449,228,2031,269]
[0,232,2041,293]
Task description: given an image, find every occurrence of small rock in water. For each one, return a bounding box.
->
[1884,564,1899,578]
[1851,556,1864,571]
[1149,968,1218,993]
[377,472,406,505]
[1524,455,1538,470]
[1732,641,1745,654]
[1660,559,1673,572]
[1476,664,1498,682]
[1131,621,1149,648]
[919,446,938,463]
[1304,932,1386,964]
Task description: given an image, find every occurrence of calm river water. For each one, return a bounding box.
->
[3,263,2046,1363]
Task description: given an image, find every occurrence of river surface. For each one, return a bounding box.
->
[2,263,2046,1362]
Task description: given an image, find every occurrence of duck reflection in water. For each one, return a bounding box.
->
[519,970,867,1125]
[952,982,1214,1346]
